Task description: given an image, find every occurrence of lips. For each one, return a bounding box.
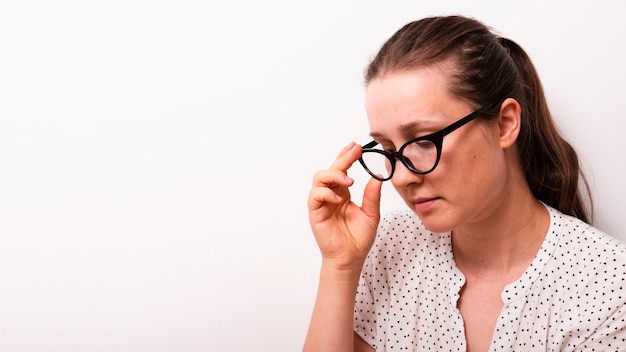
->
[413,197,439,212]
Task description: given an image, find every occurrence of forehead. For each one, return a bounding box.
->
[366,69,449,106]
[365,68,463,136]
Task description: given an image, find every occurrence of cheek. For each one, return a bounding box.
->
[436,135,504,191]
[438,139,482,175]
[460,148,508,198]
[446,125,501,169]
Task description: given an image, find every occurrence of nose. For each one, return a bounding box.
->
[391,158,425,187]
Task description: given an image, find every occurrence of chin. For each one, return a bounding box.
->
[414,212,455,234]
[421,222,453,234]
[402,198,457,234]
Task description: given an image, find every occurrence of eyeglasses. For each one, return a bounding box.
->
[358,102,497,181]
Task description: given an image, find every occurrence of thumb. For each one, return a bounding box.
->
[360,177,382,220]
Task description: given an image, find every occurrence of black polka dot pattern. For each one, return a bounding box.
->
[354,205,626,351]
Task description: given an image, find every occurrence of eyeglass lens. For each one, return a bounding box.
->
[361,139,438,180]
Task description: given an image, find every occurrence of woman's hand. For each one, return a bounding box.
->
[307,142,383,270]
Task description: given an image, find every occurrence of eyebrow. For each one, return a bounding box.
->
[369,120,438,139]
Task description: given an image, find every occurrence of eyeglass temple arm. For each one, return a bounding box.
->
[362,140,379,149]
[441,102,497,136]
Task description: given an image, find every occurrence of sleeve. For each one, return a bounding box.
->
[563,234,626,351]
[354,260,376,346]
[353,219,389,349]
[572,301,626,351]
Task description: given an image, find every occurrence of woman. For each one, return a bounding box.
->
[303,16,626,351]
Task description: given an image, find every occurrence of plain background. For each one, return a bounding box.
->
[1,1,625,351]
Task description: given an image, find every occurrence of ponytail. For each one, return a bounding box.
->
[499,38,593,223]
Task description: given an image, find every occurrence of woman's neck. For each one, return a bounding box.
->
[451,187,550,279]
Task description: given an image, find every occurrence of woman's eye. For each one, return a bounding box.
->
[416,140,436,149]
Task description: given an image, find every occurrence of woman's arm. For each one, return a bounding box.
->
[354,332,376,352]
[302,262,364,351]
[302,142,382,352]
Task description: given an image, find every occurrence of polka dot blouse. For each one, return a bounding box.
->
[354,205,626,351]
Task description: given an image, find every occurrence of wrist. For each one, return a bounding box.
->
[319,259,365,284]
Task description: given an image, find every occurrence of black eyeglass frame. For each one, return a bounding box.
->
[359,102,498,181]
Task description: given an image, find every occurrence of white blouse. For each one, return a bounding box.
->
[354,205,626,351]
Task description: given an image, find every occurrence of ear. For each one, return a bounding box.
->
[497,98,522,149]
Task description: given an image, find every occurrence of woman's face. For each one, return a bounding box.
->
[365,68,510,233]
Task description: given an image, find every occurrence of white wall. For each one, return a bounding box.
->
[0,1,624,351]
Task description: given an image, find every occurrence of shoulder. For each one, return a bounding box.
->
[547,206,626,307]
[545,207,626,349]
[551,207,626,260]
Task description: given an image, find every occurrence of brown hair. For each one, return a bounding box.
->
[365,15,593,223]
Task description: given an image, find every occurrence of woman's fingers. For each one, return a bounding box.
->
[308,185,343,212]
[311,142,360,190]
[307,142,382,266]
[360,176,383,219]
[308,143,361,223]
[329,142,362,174]
[310,142,380,216]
